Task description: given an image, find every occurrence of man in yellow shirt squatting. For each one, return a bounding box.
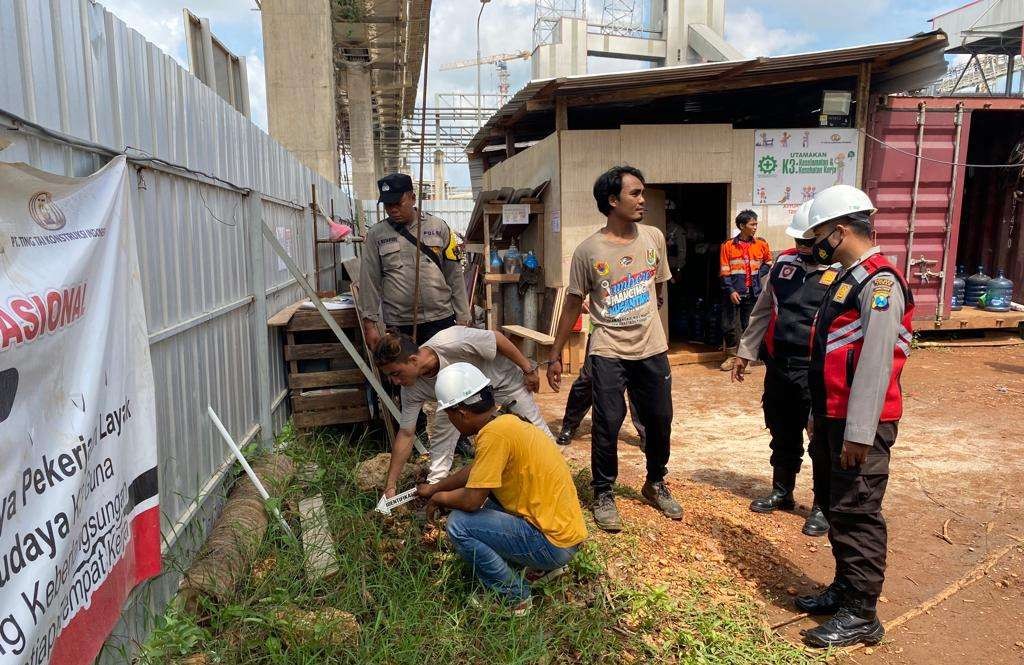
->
[417,363,588,615]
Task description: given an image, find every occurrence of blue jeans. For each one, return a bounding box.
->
[446,500,580,603]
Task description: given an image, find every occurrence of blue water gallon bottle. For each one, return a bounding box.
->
[523,250,539,270]
[951,265,966,311]
[965,265,990,307]
[984,269,1014,312]
[489,249,503,273]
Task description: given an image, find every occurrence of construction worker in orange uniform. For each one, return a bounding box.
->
[795,185,915,649]
[731,201,831,538]
[719,210,772,370]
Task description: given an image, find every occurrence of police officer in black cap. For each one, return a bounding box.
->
[357,173,469,349]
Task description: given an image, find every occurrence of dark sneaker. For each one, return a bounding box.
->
[795,578,851,615]
[803,606,884,648]
[641,481,683,520]
[527,565,569,585]
[802,504,830,537]
[592,492,623,532]
[556,427,575,446]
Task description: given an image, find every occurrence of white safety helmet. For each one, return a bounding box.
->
[785,201,814,239]
[435,362,492,410]
[803,185,877,239]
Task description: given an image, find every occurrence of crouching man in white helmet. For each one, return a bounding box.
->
[417,362,587,614]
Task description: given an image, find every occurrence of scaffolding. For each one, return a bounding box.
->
[533,0,586,48]
[599,0,643,37]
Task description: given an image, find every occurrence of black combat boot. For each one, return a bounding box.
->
[803,593,884,648]
[749,468,797,513]
[802,504,829,537]
[794,578,851,615]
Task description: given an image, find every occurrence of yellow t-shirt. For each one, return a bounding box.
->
[466,415,587,548]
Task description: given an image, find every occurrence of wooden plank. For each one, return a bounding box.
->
[293,405,371,429]
[288,369,365,389]
[923,309,1024,331]
[268,300,305,327]
[292,389,367,413]
[349,282,398,443]
[287,332,299,379]
[287,308,359,331]
[502,324,555,346]
[555,97,568,131]
[483,202,494,331]
[285,343,355,361]
[299,495,341,582]
[484,273,520,283]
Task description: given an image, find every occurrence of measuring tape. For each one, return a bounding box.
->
[375,487,419,515]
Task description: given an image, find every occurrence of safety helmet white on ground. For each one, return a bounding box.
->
[785,201,814,239]
[802,185,877,239]
[435,362,492,410]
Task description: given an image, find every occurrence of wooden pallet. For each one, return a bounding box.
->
[285,306,369,430]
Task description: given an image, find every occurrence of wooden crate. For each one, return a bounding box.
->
[284,306,370,430]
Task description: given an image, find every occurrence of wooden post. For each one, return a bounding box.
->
[329,197,338,292]
[855,62,872,130]
[483,211,494,330]
[310,183,320,294]
[505,131,515,158]
[555,97,568,131]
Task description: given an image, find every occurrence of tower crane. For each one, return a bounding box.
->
[440,51,530,104]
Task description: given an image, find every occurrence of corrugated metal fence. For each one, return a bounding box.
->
[0,1,354,660]
[362,198,474,235]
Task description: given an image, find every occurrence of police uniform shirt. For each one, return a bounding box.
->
[840,249,906,445]
[357,212,470,326]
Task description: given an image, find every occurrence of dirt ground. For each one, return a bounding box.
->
[534,345,1024,663]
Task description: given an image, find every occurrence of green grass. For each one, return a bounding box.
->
[139,425,820,664]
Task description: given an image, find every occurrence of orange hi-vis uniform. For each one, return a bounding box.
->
[720,236,772,297]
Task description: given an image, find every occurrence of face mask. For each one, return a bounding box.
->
[812,228,841,264]
[796,241,818,265]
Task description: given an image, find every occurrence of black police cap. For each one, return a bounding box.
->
[378,173,413,204]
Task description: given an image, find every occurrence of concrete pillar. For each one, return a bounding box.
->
[345,64,378,203]
[261,0,339,183]
[662,0,730,66]
[531,17,588,79]
[433,149,445,199]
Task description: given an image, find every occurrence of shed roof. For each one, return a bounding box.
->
[467,31,949,156]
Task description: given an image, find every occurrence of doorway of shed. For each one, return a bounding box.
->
[646,183,730,355]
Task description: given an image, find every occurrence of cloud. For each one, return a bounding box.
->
[245,50,268,131]
[98,1,187,64]
[98,0,266,127]
[725,8,814,57]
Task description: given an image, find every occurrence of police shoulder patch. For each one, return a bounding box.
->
[871,291,891,311]
[833,283,852,303]
[819,269,838,286]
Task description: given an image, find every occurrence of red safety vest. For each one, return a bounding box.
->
[762,248,837,360]
[809,252,915,421]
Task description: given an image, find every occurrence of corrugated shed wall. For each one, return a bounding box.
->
[0,0,354,659]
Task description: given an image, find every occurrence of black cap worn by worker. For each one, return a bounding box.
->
[377,173,414,204]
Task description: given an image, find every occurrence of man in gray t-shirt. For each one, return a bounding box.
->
[547,166,682,533]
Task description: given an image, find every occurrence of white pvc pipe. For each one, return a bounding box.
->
[207,405,297,542]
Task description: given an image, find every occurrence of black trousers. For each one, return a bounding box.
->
[762,357,812,474]
[561,338,646,441]
[722,294,756,349]
[810,417,896,599]
[396,314,456,345]
[590,353,672,494]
